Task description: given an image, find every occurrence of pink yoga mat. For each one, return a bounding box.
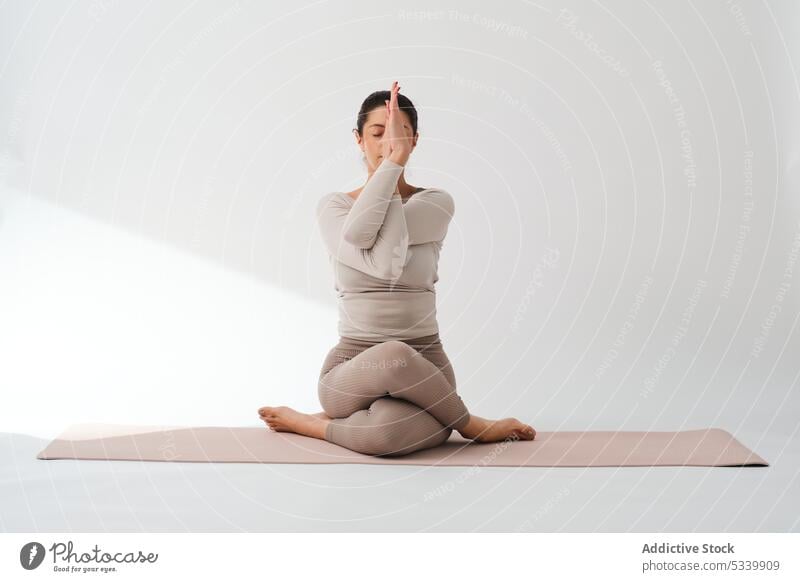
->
[36,424,768,467]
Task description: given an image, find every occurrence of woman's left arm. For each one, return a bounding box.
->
[403,189,455,245]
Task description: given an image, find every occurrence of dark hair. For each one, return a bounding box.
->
[355,90,418,136]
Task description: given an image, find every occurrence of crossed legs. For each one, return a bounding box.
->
[317,340,470,456]
[258,339,536,455]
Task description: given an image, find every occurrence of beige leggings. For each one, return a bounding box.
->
[318,333,471,456]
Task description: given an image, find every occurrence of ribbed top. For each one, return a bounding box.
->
[316,158,455,341]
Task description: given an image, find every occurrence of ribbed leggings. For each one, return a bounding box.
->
[318,332,471,457]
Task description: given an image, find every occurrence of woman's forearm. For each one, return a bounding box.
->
[368,194,409,280]
[317,190,409,280]
[341,158,404,248]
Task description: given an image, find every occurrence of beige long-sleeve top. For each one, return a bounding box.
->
[316,158,455,341]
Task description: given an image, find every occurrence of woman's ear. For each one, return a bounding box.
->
[352,128,362,147]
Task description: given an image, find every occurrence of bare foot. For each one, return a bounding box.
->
[257,406,329,440]
[458,414,536,443]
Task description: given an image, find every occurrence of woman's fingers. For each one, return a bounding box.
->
[389,81,400,115]
[389,81,399,110]
[384,80,412,160]
[382,99,393,157]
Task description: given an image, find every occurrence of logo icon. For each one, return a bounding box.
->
[20,542,46,570]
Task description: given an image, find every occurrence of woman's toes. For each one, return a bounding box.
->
[258,406,304,433]
[260,406,286,420]
[508,420,534,440]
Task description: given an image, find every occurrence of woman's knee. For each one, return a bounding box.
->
[369,399,452,456]
[371,340,416,364]
[317,372,352,418]
[360,341,417,384]
[376,425,453,457]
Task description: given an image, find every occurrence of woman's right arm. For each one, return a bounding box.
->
[341,80,413,248]
[317,80,413,280]
[340,157,405,248]
[317,192,409,281]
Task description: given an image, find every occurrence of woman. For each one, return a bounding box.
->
[258,81,536,456]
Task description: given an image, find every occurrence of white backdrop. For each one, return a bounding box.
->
[0,0,798,446]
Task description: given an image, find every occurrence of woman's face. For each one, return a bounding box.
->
[356,106,418,170]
